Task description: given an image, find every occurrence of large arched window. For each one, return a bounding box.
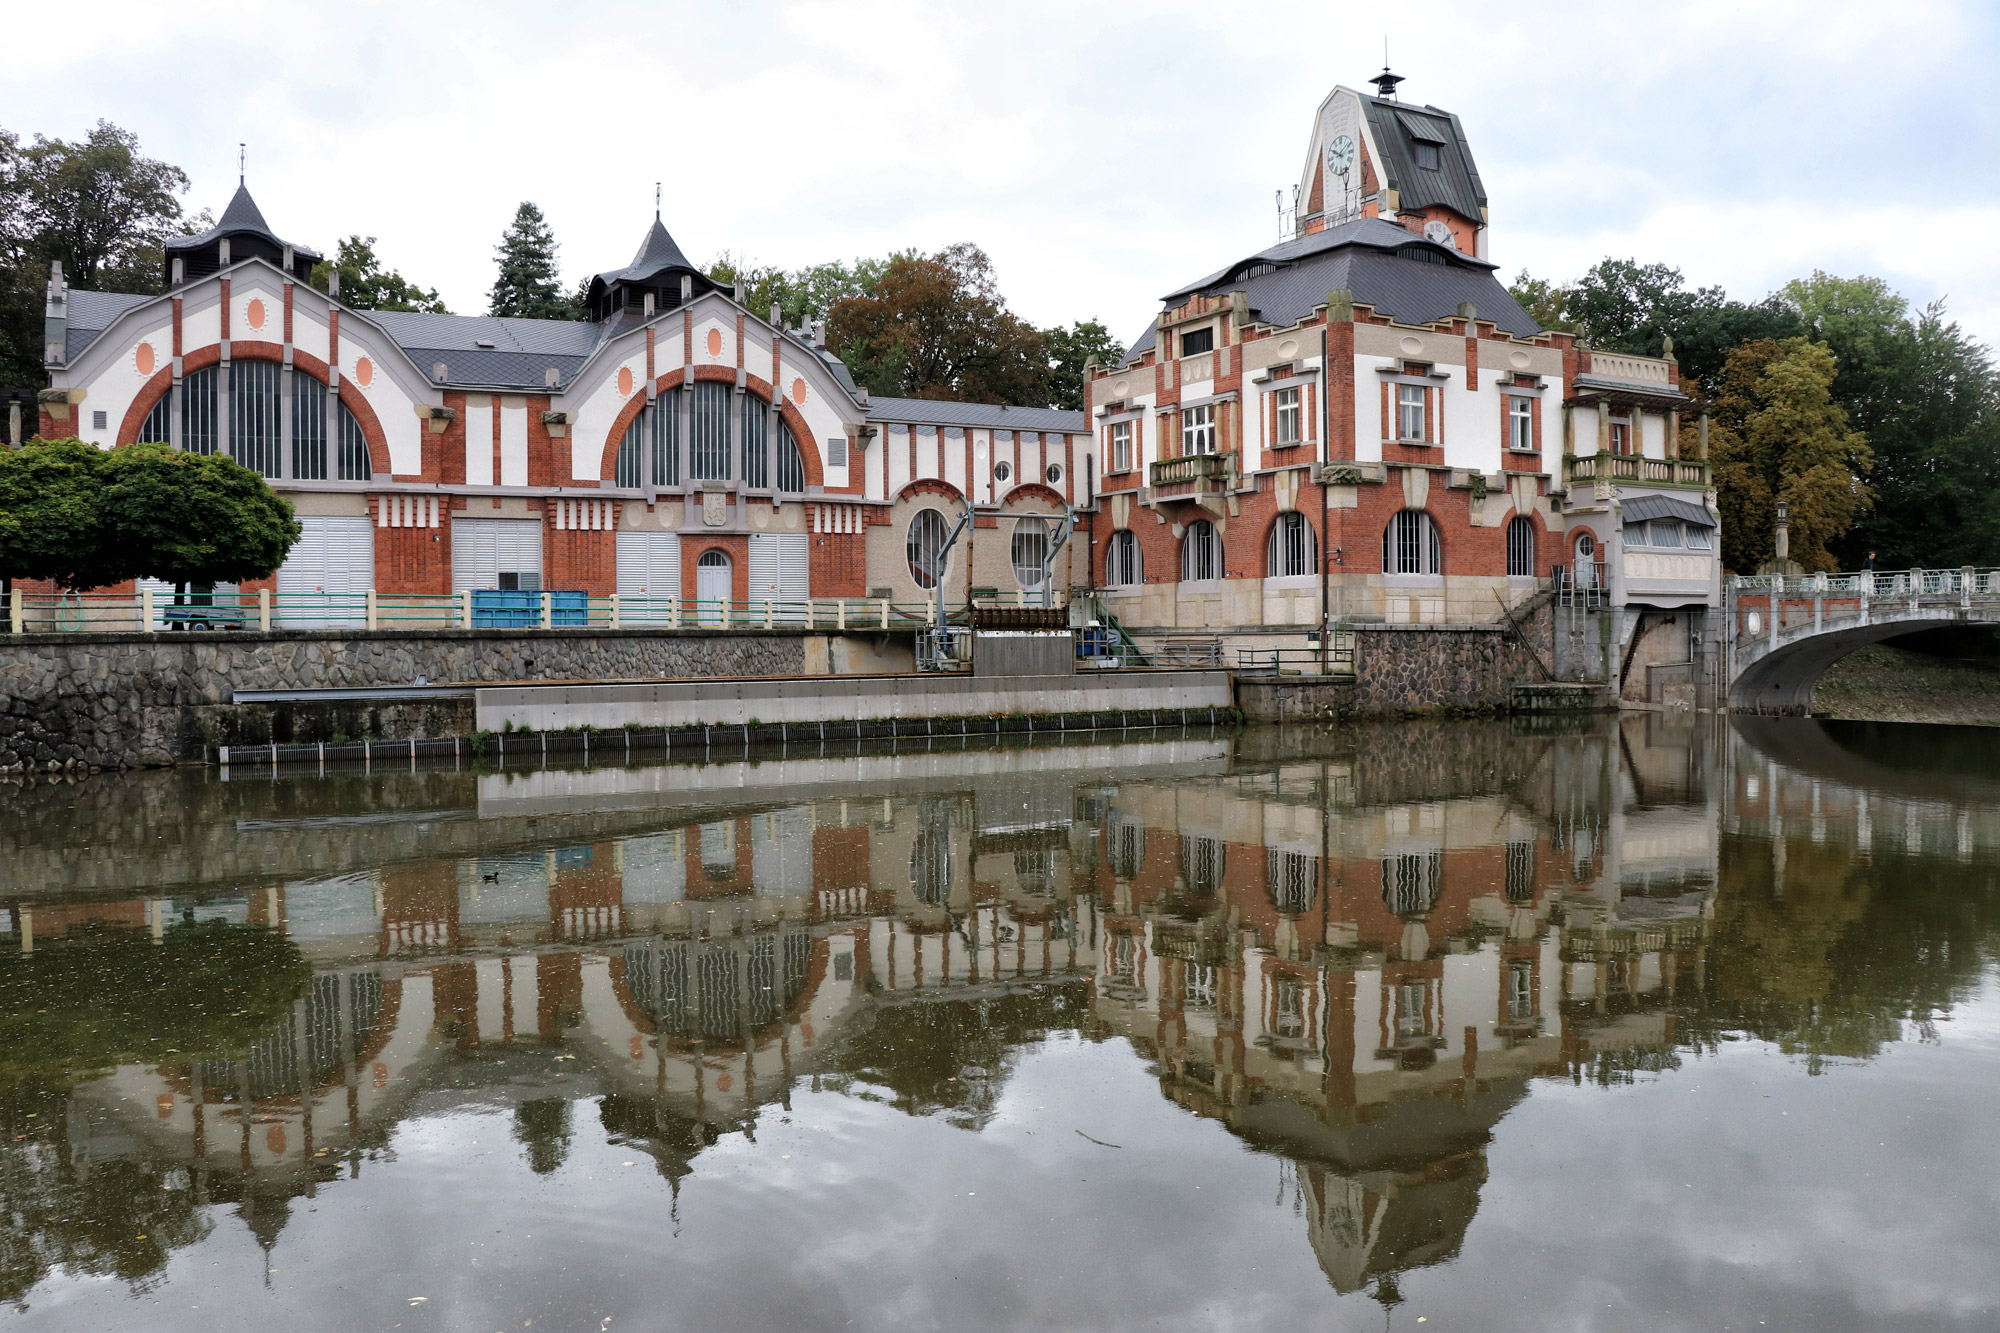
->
[777,419,805,493]
[138,392,172,445]
[1506,516,1537,578]
[1266,511,1318,578]
[1383,509,1442,575]
[1181,519,1222,581]
[614,390,682,489]
[907,509,950,588]
[1012,516,1050,588]
[335,401,370,480]
[1105,529,1142,586]
[615,408,645,488]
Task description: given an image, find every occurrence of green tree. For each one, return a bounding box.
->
[97,441,300,587]
[827,243,1048,405]
[0,437,116,591]
[1507,270,1574,334]
[708,251,892,332]
[0,121,203,388]
[1708,339,1873,572]
[1043,319,1124,411]
[488,202,573,320]
[308,235,447,313]
[1538,258,1803,396]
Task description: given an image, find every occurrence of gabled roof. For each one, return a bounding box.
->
[1359,96,1487,224]
[367,310,605,391]
[164,184,321,263]
[64,290,155,362]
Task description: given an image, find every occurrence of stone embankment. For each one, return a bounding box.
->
[1811,643,2000,727]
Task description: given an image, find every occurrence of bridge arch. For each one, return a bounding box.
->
[1730,615,1968,714]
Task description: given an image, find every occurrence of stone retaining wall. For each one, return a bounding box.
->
[0,627,816,770]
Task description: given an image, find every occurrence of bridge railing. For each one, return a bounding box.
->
[1735,568,2000,599]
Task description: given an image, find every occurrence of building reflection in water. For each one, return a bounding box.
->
[2,716,1995,1308]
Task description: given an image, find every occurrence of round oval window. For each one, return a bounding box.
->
[1046,463,1063,485]
[994,461,1012,483]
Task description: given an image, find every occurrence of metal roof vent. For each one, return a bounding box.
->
[1371,65,1404,100]
[475,339,496,349]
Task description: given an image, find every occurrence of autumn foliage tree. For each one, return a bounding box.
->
[826,244,1049,405]
[1706,339,1872,572]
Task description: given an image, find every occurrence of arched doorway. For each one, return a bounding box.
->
[696,549,732,626]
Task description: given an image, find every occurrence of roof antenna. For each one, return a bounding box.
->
[1371,44,1404,102]
[655,181,661,220]
[238,142,246,185]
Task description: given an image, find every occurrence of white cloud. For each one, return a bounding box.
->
[4,0,1996,345]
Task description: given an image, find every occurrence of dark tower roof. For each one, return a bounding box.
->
[597,216,696,286]
[585,214,716,325]
[163,183,320,286]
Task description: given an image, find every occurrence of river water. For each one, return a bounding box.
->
[1,716,1995,1331]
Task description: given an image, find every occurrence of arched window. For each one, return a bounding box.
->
[1105,529,1142,586]
[777,419,805,493]
[137,392,172,445]
[335,401,370,481]
[1181,519,1222,581]
[1506,516,1537,578]
[615,407,646,489]
[1382,851,1442,916]
[1012,516,1050,588]
[1383,509,1442,575]
[1266,511,1318,578]
[1180,834,1226,897]
[907,509,949,589]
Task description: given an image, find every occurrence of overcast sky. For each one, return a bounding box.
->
[7,0,1997,349]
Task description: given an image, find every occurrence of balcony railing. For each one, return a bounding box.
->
[1149,451,1232,490]
[1564,452,1709,489]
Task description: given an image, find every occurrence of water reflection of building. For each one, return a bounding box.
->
[1088,716,1720,1295]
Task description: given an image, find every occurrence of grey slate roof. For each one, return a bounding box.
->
[65,290,155,361]
[1622,495,1716,528]
[164,185,321,262]
[1360,97,1487,225]
[366,311,605,390]
[1128,216,1538,362]
[866,396,1085,433]
[596,217,696,285]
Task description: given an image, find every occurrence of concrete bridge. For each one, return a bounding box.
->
[1725,568,2000,713]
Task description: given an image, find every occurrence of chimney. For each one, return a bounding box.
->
[770,302,781,327]
[172,256,185,286]
[545,367,560,389]
[329,267,341,299]
[732,282,745,305]
[44,260,67,366]
[219,238,231,266]
[643,291,655,318]
[680,274,693,302]
[812,319,825,349]
[282,244,294,273]
[433,362,448,384]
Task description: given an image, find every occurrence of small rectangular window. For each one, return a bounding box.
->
[1508,396,1534,451]
[1110,420,1133,472]
[91,409,108,430]
[1623,523,1648,548]
[1179,327,1214,357]
[1414,142,1440,170]
[826,434,847,469]
[1609,418,1631,453]
[1181,403,1215,456]
[1273,387,1301,445]
[1397,383,1426,441]
[1649,520,1683,549]
[1685,524,1712,550]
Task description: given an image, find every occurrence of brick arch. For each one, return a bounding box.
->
[600,390,649,484]
[997,481,1066,510]
[113,344,390,476]
[894,477,965,505]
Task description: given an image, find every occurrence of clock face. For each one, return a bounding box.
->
[1325,135,1356,178]
[1423,219,1456,249]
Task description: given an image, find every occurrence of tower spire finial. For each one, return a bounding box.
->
[239,142,246,186]
[1370,43,1404,101]
[655,181,661,219]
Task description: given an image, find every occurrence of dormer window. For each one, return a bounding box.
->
[1413,141,1440,170]
[1180,327,1214,357]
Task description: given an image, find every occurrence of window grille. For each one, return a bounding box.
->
[1384,510,1442,575]
[1110,420,1133,472]
[616,406,648,488]
[1272,977,1306,1038]
[653,388,679,486]
[1181,403,1215,455]
[138,392,172,445]
[336,402,370,480]
[690,381,730,481]
[1623,522,1648,548]
[1180,834,1226,897]
[1381,851,1442,916]
[911,821,953,907]
[1267,511,1317,577]
[232,359,282,477]
[183,366,219,455]
[1649,520,1683,549]
[1267,847,1319,914]
[777,419,805,493]
[1506,963,1535,1020]
[907,508,948,588]
[1181,519,1221,581]
[1509,395,1534,450]
[1506,516,1536,577]
[1685,524,1712,550]
[1012,517,1050,588]
[1274,386,1302,445]
[1106,529,1142,586]
[742,395,769,489]
[1505,840,1535,902]
[1110,818,1145,880]
[1397,383,1426,440]
[1396,980,1431,1040]
[293,374,328,479]
[1184,962,1216,1011]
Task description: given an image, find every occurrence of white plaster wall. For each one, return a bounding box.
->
[232,275,285,343]
[1020,432,1042,490]
[566,344,646,482]
[500,398,529,486]
[293,306,329,367]
[80,319,171,446]
[865,421,886,500]
[182,295,220,352]
[916,425,939,479]
[972,429,991,504]
[342,330,421,475]
[1353,354,1391,460]
[993,430,1015,500]
[1642,412,1668,459]
[695,317,733,366]
[943,428,967,494]
[884,424,911,496]
[464,396,495,485]
[1442,376,1502,474]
